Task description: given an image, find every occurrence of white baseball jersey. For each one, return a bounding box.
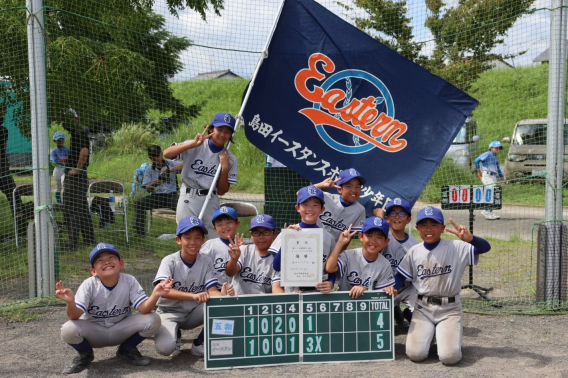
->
[231,244,278,295]
[317,192,366,240]
[154,251,218,313]
[74,273,148,328]
[173,141,237,189]
[382,232,420,276]
[397,239,479,297]
[336,248,395,291]
[269,227,336,279]
[200,238,232,287]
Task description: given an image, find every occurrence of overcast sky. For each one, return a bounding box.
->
[152,0,553,81]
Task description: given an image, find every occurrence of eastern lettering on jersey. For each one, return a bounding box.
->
[172,280,206,293]
[239,267,272,286]
[190,159,219,177]
[346,271,375,289]
[318,211,349,233]
[382,253,401,269]
[242,0,478,217]
[88,304,130,318]
[416,263,452,279]
[213,257,227,272]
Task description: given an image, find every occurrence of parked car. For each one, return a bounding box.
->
[445,116,480,171]
[503,118,568,179]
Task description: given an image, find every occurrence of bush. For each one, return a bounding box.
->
[109,123,158,154]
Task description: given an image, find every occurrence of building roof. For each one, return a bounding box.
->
[190,69,242,80]
[533,48,550,63]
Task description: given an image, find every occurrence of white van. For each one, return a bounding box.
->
[503,119,568,179]
[445,116,480,171]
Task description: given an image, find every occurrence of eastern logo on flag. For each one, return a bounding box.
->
[242,0,478,214]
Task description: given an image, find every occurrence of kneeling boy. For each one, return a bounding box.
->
[397,206,491,365]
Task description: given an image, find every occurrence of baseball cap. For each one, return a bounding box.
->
[361,216,390,236]
[250,214,276,231]
[385,197,412,215]
[336,168,366,186]
[176,215,208,236]
[212,206,238,224]
[89,242,120,266]
[53,131,65,141]
[416,206,444,224]
[211,112,236,130]
[297,185,325,205]
[489,141,503,149]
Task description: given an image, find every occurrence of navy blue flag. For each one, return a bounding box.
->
[242,0,478,214]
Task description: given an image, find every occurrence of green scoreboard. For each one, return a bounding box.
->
[204,291,394,369]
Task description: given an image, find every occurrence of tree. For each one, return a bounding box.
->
[0,0,224,137]
[339,0,536,91]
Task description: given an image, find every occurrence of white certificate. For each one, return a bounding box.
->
[280,228,323,287]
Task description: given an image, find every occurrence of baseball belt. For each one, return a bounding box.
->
[185,187,217,196]
[417,294,455,305]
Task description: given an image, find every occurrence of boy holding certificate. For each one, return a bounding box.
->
[270,185,336,293]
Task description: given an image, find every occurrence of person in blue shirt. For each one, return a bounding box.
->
[50,131,70,204]
[133,145,182,236]
[474,141,508,220]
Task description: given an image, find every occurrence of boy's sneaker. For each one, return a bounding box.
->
[481,210,496,220]
[63,351,94,374]
[190,341,204,357]
[492,213,501,219]
[116,346,151,366]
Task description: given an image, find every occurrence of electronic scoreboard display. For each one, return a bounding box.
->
[204,291,394,369]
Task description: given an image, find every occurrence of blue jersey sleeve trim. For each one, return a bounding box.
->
[153,275,169,286]
[272,249,281,271]
[337,259,345,278]
[75,302,86,313]
[133,295,148,309]
[206,278,219,290]
[397,267,413,281]
[374,279,396,290]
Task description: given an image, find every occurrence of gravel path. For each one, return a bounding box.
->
[1,307,567,377]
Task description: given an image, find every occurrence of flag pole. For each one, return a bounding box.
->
[199,0,287,220]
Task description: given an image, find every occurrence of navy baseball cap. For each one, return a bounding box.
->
[297,185,325,205]
[89,242,120,266]
[176,215,208,236]
[385,197,412,215]
[211,112,236,130]
[212,206,238,224]
[489,141,503,149]
[361,216,390,236]
[336,168,366,186]
[416,206,444,224]
[250,214,276,230]
[53,131,65,141]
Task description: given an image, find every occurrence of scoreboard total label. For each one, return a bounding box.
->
[204,292,394,369]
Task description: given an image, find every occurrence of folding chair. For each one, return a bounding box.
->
[220,202,259,245]
[220,201,259,217]
[88,180,129,242]
[13,183,34,247]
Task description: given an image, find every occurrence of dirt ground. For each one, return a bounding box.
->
[1,307,568,378]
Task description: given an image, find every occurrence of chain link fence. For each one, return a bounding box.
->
[0,0,566,313]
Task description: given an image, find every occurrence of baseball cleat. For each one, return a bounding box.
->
[63,351,94,374]
[116,346,151,366]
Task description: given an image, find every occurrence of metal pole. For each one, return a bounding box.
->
[546,0,567,223]
[26,0,51,296]
[199,0,287,219]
